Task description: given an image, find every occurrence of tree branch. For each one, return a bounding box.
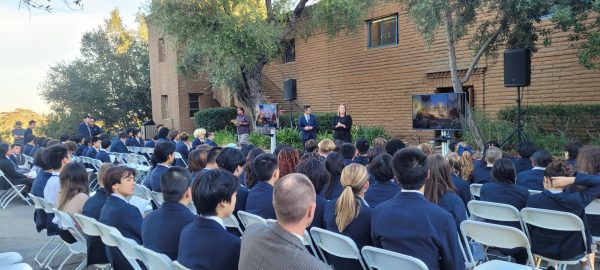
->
[461,18,507,84]
[281,0,310,40]
[265,0,274,22]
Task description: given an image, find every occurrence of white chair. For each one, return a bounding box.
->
[173,261,190,270]
[28,194,61,267]
[134,244,174,270]
[134,184,153,201]
[585,199,600,243]
[23,154,34,165]
[0,252,23,266]
[0,263,33,270]
[467,200,525,231]
[521,207,589,270]
[52,209,88,270]
[309,227,367,269]
[35,198,67,269]
[94,221,142,270]
[361,246,428,270]
[90,159,102,171]
[109,231,145,270]
[460,220,537,269]
[237,211,267,228]
[150,191,164,207]
[470,184,482,200]
[0,170,31,208]
[222,214,244,234]
[173,152,188,168]
[528,189,542,195]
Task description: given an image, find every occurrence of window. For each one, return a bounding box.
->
[161,95,168,119]
[368,15,398,48]
[158,38,166,62]
[189,94,201,117]
[284,39,295,63]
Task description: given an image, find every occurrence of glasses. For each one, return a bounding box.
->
[121,175,135,181]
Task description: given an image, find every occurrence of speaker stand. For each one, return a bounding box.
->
[501,86,527,146]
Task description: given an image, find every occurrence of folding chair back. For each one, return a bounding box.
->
[134,184,153,201]
[72,213,102,237]
[237,211,267,228]
[0,170,30,208]
[361,246,428,270]
[310,227,367,269]
[151,191,164,206]
[28,193,44,210]
[467,200,525,230]
[528,189,542,195]
[91,159,102,171]
[173,152,188,168]
[585,199,600,215]
[108,231,144,270]
[173,261,190,270]
[134,245,174,270]
[94,221,122,247]
[470,184,482,200]
[222,214,243,234]
[23,154,34,165]
[53,209,87,245]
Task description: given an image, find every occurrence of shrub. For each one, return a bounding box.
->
[317,131,334,142]
[213,130,237,146]
[279,112,337,134]
[249,131,271,149]
[351,125,390,145]
[276,127,303,150]
[194,107,237,132]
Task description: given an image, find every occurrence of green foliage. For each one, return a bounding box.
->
[279,112,338,134]
[194,107,238,132]
[39,111,79,139]
[351,125,391,144]
[317,131,334,142]
[248,131,271,149]
[213,130,237,146]
[0,109,46,143]
[276,127,303,149]
[39,9,150,134]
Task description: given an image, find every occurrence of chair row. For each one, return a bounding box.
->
[469,183,542,201]
[0,170,31,209]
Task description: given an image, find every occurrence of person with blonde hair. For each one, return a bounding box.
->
[445,153,472,206]
[372,137,387,148]
[417,143,434,155]
[318,139,336,161]
[192,128,207,149]
[323,163,372,270]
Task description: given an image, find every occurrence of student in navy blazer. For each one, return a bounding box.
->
[78,114,92,139]
[364,154,400,208]
[471,146,502,184]
[512,141,537,173]
[205,132,218,147]
[177,169,241,270]
[296,157,329,229]
[216,148,249,217]
[245,153,279,220]
[446,152,472,207]
[82,163,112,266]
[526,161,600,265]
[86,137,101,159]
[297,105,318,144]
[321,152,345,200]
[144,137,156,148]
[143,142,175,192]
[175,136,190,167]
[371,148,464,270]
[142,167,195,260]
[95,140,113,163]
[109,133,129,153]
[324,164,372,270]
[516,149,553,191]
[99,166,143,270]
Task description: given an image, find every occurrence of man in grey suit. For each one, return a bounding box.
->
[239,173,332,270]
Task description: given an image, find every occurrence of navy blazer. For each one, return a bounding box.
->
[471,166,493,184]
[175,141,190,167]
[310,195,327,229]
[353,156,369,166]
[125,137,141,147]
[321,175,343,200]
[245,181,276,220]
[371,192,464,270]
[451,173,472,207]
[324,198,372,270]
[143,165,169,192]
[516,169,545,191]
[142,202,194,260]
[364,179,400,208]
[78,122,92,138]
[95,150,112,164]
[235,185,249,217]
[512,157,533,173]
[91,125,103,136]
[23,144,34,156]
[526,173,600,260]
[99,195,143,270]
[110,140,128,153]
[480,182,529,223]
[437,192,468,230]
[86,147,98,159]
[32,171,53,232]
[205,139,218,147]
[75,144,86,157]
[298,114,318,142]
[82,188,109,265]
[177,216,240,270]
[191,138,203,149]
[144,140,155,148]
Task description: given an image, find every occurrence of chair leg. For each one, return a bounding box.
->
[34,238,55,266]
[74,259,87,270]
[40,241,63,268]
[44,242,65,270]
[57,252,74,270]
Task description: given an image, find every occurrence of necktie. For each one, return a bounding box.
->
[306,115,309,123]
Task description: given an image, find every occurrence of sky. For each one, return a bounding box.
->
[0,0,147,114]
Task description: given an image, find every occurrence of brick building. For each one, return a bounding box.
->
[148,3,600,141]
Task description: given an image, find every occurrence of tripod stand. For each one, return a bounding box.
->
[500,86,527,146]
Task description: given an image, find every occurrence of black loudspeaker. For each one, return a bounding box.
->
[504,49,531,87]
[283,79,297,101]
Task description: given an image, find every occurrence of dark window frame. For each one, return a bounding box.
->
[367,14,399,48]
[284,39,296,63]
[189,93,201,118]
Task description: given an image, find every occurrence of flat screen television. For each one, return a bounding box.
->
[412,93,466,130]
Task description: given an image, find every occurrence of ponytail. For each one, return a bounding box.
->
[335,164,368,232]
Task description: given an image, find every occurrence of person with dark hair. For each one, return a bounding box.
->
[516,149,553,191]
[511,140,537,173]
[143,167,194,260]
[205,146,222,171]
[188,149,208,182]
[240,144,256,159]
[168,130,180,145]
[278,147,300,178]
[242,148,265,188]
[178,169,241,270]
[89,117,103,137]
[82,163,113,266]
[239,173,332,270]
[144,142,176,191]
[109,133,129,153]
[353,138,369,166]
[62,141,75,156]
[304,139,318,153]
[205,131,218,147]
[235,107,251,145]
[476,140,501,168]
[126,128,144,147]
[59,134,69,143]
[366,146,386,167]
[23,120,36,137]
[471,146,502,184]
[98,133,110,142]
[332,104,353,143]
[157,127,170,142]
[31,149,52,232]
[175,132,191,166]
[527,160,600,269]
[72,135,85,156]
[0,143,33,191]
[384,139,406,156]
[80,137,91,157]
[340,143,356,166]
[85,137,101,159]
[46,139,60,147]
[12,121,25,146]
[296,158,329,228]
[322,152,345,200]
[96,139,113,163]
[99,166,142,270]
[9,144,25,166]
[216,147,249,216]
[23,134,36,156]
[365,154,399,207]
[372,148,464,270]
[424,155,467,230]
[566,140,584,169]
[246,153,280,219]
[78,114,92,139]
[41,145,71,205]
[298,105,318,144]
[144,135,156,148]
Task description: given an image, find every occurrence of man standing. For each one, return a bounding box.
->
[12,121,25,146]
[78,114,93,139]
[297,105,318,144]
[90,117,104,136]
[235,107,251,146]
[24,120,36,137]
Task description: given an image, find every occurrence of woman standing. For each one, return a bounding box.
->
[332,104,352,143]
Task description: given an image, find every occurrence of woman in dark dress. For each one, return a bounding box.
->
[332,104,352,143]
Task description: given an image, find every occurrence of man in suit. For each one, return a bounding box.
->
[72,135,86,157]
[23,134,36,156]
[89,117,104,137]
[126,129,143,147]
[110,133,129,153]
[24,120,36,137]
[175,133,190,166]
[82,163,113,266]
[96,139,113,163]
[143,142,175,191]
[143,167,194,260]
[516,149,553,191]
[216,147,249,216]
[371,148,464,270]
[245,153,280,219]
[0,143,32,191]
[239,173,332,270]
[9,144,26,166]
[512,141,537,173]
[471,146,502,184]
[298,105,318,144]
[85,137,101,159]
[78,114,93,139]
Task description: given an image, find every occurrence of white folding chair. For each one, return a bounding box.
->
[460,220,537,269]
[34,198,68,269]
[586,199,600,243]
[173,152,188,168]
[237,211,267,228]
[310,227,367,269]
[0,252,23,266]
[95,221,142,270]
[28,194,61,267]
[150,191,164,207]
[467,200,525,231]
[222,214,244,235]
[0,170,31,208]
[0,263,33,270]
[173,261,190,270]
[470,184,482,200]
[361,246,428,270]
[90,159,102,172]
[528,189,542,196]
[134,244,174,270]
[52,209,88,270]
[521,207,590,270]
[134,184,153,201]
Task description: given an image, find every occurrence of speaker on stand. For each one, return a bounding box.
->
[501,49,531,147]
[284,79,297,127]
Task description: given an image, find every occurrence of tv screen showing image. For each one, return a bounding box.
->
[412,93,466,130]
[256,103,279,129]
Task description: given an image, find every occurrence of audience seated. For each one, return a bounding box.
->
[384,139,405,156]
[324,164,372,270]
[366,147,386,168]
[304,139,318,153]
[424,155,468,230]
[566,140,584,169]
[475,140,500,169]
[178,169,241,270]
[512,141,537,173]
[204,147,222,172]
[417,143,435,156]
[353,139,369,166]
[56,163,89,243]
[215,147,249,217]
[296,158,329,229]
[175,132,191,166]
[85,137,100,159]
[31,150,52,232]
[99,166,142,270]
[82,163,113,266]
[239,173,332,270]
[322,152,345,200]
[109,133,129,153]
[278,147,300,178]
[317,139,336,162]
[42,145,70,206]
[516,149,553,191]
[156,127,170,143]
[372,137,387,148]
[245,153,280,219]
[371,148,464,270]
[364,154,399,208]
[23,134,36,156]
[205,132,218,147]
[125,129,144,147]
[191,128,206,149]
[144,136,156,148]
[72,135,85,156]
[339,143,356,166]
[577,146,600,238]
[63,141,77,156]
[9,144,26,166]
[445,153,472,207]
[168,130,180,146]
[0,143,32,191]
[95,139,113,164]
[471,146,502,184]
[187,149,208,182]
[143,142,175,192]
[242,148,265,188]
[142,167,194,260]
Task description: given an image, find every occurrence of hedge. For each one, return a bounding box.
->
[194,107,237,132]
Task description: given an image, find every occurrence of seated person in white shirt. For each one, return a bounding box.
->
[42,144,71,206]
